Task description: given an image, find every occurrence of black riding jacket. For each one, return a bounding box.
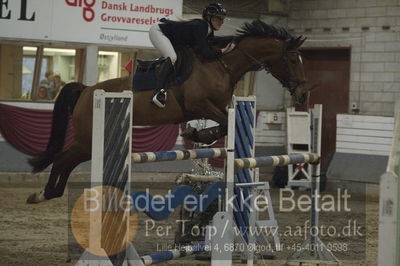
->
[158,18,222,59]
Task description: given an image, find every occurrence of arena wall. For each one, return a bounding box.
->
[287,0,400,116]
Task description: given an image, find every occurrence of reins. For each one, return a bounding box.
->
[217,41,307,96]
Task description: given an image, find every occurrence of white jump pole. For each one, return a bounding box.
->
[378,100,400,266]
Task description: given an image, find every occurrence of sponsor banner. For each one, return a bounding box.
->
[0,0,182,47]
[0,0,53,41]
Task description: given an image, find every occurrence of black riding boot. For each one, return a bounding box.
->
[152,57,174,108]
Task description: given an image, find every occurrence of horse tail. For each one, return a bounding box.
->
[28,82,87,173]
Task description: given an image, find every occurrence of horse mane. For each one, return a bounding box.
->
[209,19,292,48]
[235,19,292,42]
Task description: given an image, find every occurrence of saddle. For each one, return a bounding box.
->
[133,47,194,91]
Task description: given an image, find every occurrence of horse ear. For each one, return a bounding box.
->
[287,36,307,49]
[298,36,307,47]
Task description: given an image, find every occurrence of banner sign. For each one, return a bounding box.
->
[0,0,182,48]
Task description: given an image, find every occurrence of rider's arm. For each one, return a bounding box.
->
[207,35,235,47]
[193,21,222,59]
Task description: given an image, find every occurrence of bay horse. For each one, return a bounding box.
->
[27,20,311,203]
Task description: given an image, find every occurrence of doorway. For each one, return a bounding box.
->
[301,48,351,169]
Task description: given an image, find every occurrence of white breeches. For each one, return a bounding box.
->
[149,24,177,64]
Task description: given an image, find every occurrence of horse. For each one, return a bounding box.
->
[27,20,312,203]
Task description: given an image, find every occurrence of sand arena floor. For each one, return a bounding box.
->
[0,172,379,266]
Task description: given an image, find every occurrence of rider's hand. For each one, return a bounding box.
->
[221,42,236,54]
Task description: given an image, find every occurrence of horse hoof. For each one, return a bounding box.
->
[201,139,218,147]
[26,191,47,204]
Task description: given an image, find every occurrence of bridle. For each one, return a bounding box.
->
[219,42,307,96]
[277,42,307,95]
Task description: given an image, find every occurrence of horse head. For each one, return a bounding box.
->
[233,21,314,105]
[266,36,311,105]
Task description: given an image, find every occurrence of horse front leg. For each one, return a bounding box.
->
[182,125,227,145]
[182,99,228,145]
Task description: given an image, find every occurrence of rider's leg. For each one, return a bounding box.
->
[149,24,177,63]
[153,57,174,108]
[149,24,176,108]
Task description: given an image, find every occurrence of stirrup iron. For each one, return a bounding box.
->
[152,89,167,108]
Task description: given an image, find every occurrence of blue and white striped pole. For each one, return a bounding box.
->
[132,148,227,163]
[234,153,320,169]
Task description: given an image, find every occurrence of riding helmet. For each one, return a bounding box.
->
[202,3,227,20]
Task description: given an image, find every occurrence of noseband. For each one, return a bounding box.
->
[224,44,306,96]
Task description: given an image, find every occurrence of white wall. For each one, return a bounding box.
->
[288,0,400,116]
[254,72,286,110]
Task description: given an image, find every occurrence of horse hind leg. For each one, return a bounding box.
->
[27,143,90,204]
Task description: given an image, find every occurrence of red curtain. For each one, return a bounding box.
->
[0,103,179,155]
[132,124,179,152]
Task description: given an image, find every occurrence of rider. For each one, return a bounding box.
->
[149,2,235,108]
